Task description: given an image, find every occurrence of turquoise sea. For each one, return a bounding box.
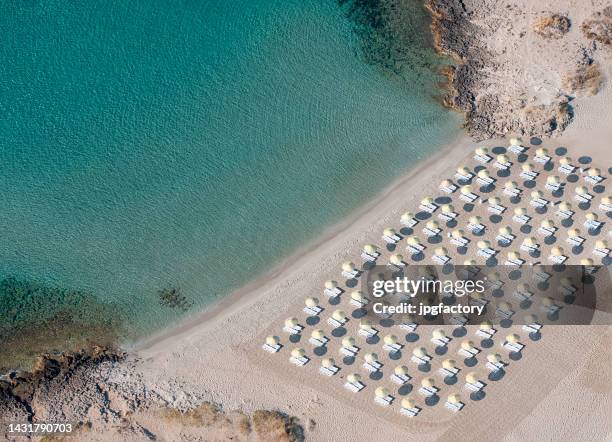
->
[0,0,460,364]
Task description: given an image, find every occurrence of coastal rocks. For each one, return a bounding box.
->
[533,14,571,39]
[581,7,612,47]
[563,63,604,96]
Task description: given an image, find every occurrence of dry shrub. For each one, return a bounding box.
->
[562,63,603,95]
[160,402,224,427]
[252,410,302,442]
[533,14,571,39]
[581,8,612,46]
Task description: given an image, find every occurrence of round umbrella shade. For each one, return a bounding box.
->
[347,373,361,383]
[332,310,347,321]
[311,329,325,339]
[364,352,379,363]
[364,244,378,254]
[559,156,572,165]
[390,254,404,265]
[413,347,427,357]
[321,358,335,368]
[384,335,398,345]
[588,168,601,177]
[461,185,474,194]
[442,359,456,369]
[342,337,355,347]
[461,340,475,350]
[489,197,501,205]
[421,377,435,388]
[434,247,448,256]
[536,147,549,156]
[475,147,489,155]
[383,228,397,237]
[522,163,534,172]
[291,348,305,358]
[478,169,491,178]
[285,317,298,327]
[509,137,522,145]
[324,280,338,289]
[447,393,462,404]
[465,372,479,384]
[547,175,560,184]
[401,398,416,409]
[305,297,319,307]
[506,334,520,343]
[433,329,447,339]
[266,335,280,346]
[487,353,501,363]
[375,387,390,397]
[351,291,365,301]
[394,365,409,376]
[401,212,415,222]
[581,258,594,266]
[342,261,356,272]
[514,207,527,216]
[480,321,493,330]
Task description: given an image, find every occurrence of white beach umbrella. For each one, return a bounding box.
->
[535,147,549,156]
[384,334,398,345]
[487,353,502,363]
[347,373,361,384]
[332,310,347,322]
[513,207,527,216]
[342,337,355,348]
[383,227,397,237]
[505,333,520,343]
[291,348,305,358]
[413,347,428,358]
[311,329,325,340]
[342,261,356,272]
[364,244,378,254]
[477,240,491,250]
[447,393,462,404]
[364,352,379,363]
[324,280,338,289]
[461,340,475,350]
[390,254,404,265]
[465,372,480,384]
[394,365,409,376]
[401,211,415,223]
[321,357,335,368]
[433,329,447,339]
[401,398,416,409]
[475,147,489,156]
[522,163,535,172]
[305,297,319,307]
[421,377,435,388]
[285,317,299,328]
[375,387,390,398]
[479,321,493,330]
[266,335,280,346]
[442,359,457,369]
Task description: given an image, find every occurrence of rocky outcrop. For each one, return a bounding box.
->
[533,14,571,39]
[581,7,612,47]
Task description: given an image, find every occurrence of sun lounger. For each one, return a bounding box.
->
[324,287,343,298]
[599,202,612,212]
[505,257,525,266]
[411,355,432,365]
[458,347,480,358]
[391,373,411,385]
[440,183,458,193]
[476,328,496,339]
[400,406,422,417]
[504,187,522,198]
[361,252,377,262]
[520,170,539,180]
[470,298,489,309]
[432,254,451,265]
[474,153,492,164]
[383,234,401,244]
[407,242,426,255]
[486,361,505,371]
[530,198,549,208]
[495,307,514,320]
[419,385,440,397]
[574,193,593,204]
[328,317,348,328]
[398,322,418,333]
[383,343,404,353]
[350,297,369,308]
[503,341,524,353]
[468,222,485,234]
[401,217,418,228]
[465,380,485,392]
[508,144,526,154]
[555,208,574,219]
[290,356,310,366]
[438,212,457,222]
[520,243,539,254]
[538,226,557,236]
[344,381,365,392]
[522,323,542,334]
[455,171,474,182]
[320,365,340,376]
[560,284,577,296]
[477,175,496,186]
[533,270,551,283]
[541,304,561,315]
[534,154,551,164]
[309,336,329,347]
[460,192,478,203]
[450,236,469,247]
[558,164,576,175]
[359,327,378,339]
[419,203,439,214]
[375,395,394,406]
[363,361,383,372]
[545,182,562,192]
[488,203,506,215]
[262,343,282,353]
[439,366,460,377]
[566,235,585,247]
[494,160,511,171]
[284,324,303,334]
[512,289,533,302]
[423,226,442,237]
[593,246,610,258]
[548,254,568,264]
[477,248,497,258]
[303,305,323,316]
[340,345,359,357]
[342,269,360,279]
[585,175,604,185]
[584,219,603,230]
[512,214,531,225]
[450,315,468,326]
[496,233,515,245]
[431,336,451,347]
[484,279,503,290]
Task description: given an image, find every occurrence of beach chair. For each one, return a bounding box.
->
[398,321,418,333]
[566,234,585,247]
[458,346,480,358]
[540,302,561,316]
[467,221,485,234]
[538,225,557,237]
[486,361,506,372]
[375,394,394,406]
[289,353,310,366]
[400,405,421,417]
[508,142,527,154]
[440,181,458,194]
[599,200,612,212]
[558,163,576,175]
[308,336,329,347]
[574,193,593,204]
[585,173,604,185]
[512,287,533,302]
[361,251,377,262]
[450,315,468,326]
[522,323,543,334]
[324,287,343,298]
[450,235,469,247]
[340,345,359,357]
[262,342,282,353]
[455,170,474,182]
[363,360,383,373]
[520,170,539,181]
[342,269,360,279]
[419,202,439,214]
[555,208,574,220]
[319,365,339,376]
[432,254,450,265]
[584,219,603,231]
[438,211,457,222]
[411,354,432,366]
[488,202,506,215]
[484,277,503,291]
[406,243,426,256]
[593,243,610,258]
[494,159,511,171]
[358,327,378,339]
[548,253,568,264]
[283,324,304,335]
[383,343,404,353]
[344,380,365,392]
[530,197,549,209]
[520,242,539,254]
[418,385,439,397]
[474,153,492,164]
[512,213,531,225]
[391,373,412,386]
[477,175,496,187]
[533,152,551,165]
[431,336,451,347]
[439,365,460,378]
[470,297,489,310]
[328,316,348,328]
[495,306,514,320]
[401,216,418,228]
[533,269,551,284]
[476,326,496,340]
[350,296,369,308]
[382,233,401,244]
[503,186,522,198]
[496,232,515,245]
[303,305,323,316]
[460,191,478,203]
[503,341,525,353]
[505,257,524,266]
[465,380,485,392]
[477,247,497,259]
[423,226,442,237]
[559,280,577,297]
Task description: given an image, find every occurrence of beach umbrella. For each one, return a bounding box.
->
[547,175,561,185]
[551,246,565,256]
[421,197,434,206]
[401,212,415,223]
[541,297,555,307]
[477,240,491,250]
[451,229,466,239]
[477,169,491,179]
[463,259,477,265]
[360,319,374,329]
[364,244,379,254]
[513,207,527,216]
[575,186,588,195]
[480,321,493,330]
[541,219,555,229]
[506,334,520,343]
[558,201,572,211]
[342,261,356,272]
[440,179,454,188]
[311,329,325,340]
[457,166,471,175]
[324,280,338,289]
[342,337,355,348]
[588,168,601,177]
[321,358,335,368]
[507,251,521,261]
[469,216,482,224]
[601,196,611,205]
[401,398,416,409]
[595,240,608,249]
[517,283,529,292]
[581,258,594,266]
[465,372,480,384]
[364,352,379,363]
[433,329,447,339]
[497,301,512,311]
[394,365,409,376]
[285,317,299,328]
[461,340,475,350]
[291,348,305,358]
[488,196,501,205]
[442,359,457,369]
[347,373,361,384]
[486,271,500,282]
[535,147,549,156]
[413,347,428,358]
[421,377,435,388]
[406,235,421,246]
[471,291,485,301]
[332,310,347,322]
[305,297,319,307]
[383,227,397,237]
[441,204,454,214]
[487,353,502,363]
[522,237,537,246]
[504,181,518,190]
[522,163,535,172]
[390,254,404,265]
[384,335,398,345]
[266,335,280,346]
[567,228,581,237]
[461,185,474,195]
[586,212,599,221]
[524,314,539,324]
[434,247,448,257]
[447,393,461,404]
[375,387,390,398]
[560,277,573,287]
[559,156,572,165]
[475,147,489,155]
[497,154,510,164]
[531,190,544,199]
[351,291,365,302]
[509,137,522,146]
[427,220,441,229]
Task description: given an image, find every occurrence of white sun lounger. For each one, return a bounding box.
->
[486,361,505,372]
[495,233,515,245]
[309,336,329,347]
[512,214,531,225]
[530,198,549,208]
[558,164,576,175]
[545,182,562,192]
[284,324,304,334]
[460,192,478,203]
[350,297,369,308]
[504,187,522,198]
[432,254,451,265]
[585,175,604,185]
[391,373,412,385]
[303,305,323,316]
[328,317,348,328]
[520,243,539,254]
[477,176,496,186]
[407,243,426,255]
[520,170,539,181]
[503,341,524,353]
[575,193,593,204]
[560,284,577,296]
[594,246,610,257]
[566,235,585,247]
[555,208,574,219]
[513,289,533,302]
[340,345,359,357]
[508,144,526,154]
[361,252,378,262]
[485,279,503,290]
[363,361,383,372]
[468,223,485,234]
[440,183,458,193]
[320,365,340,377]
[495,307,514,320]
[523,323,542,334]
[342,269,360,279]
[505,258,525,266]
[541,304,561,315]
[423,227,442,237]
[324,287,343,298]
[450,315,468,326]
[419,203,439,213]
[450,236,469,247]
[290,356,310,366]
[383,234,401,244]
[477,248,497,259]
[262,343,282,353]
[359,327,378,339]
[458,347,480,358]
[599,202,612,211]
[418,386,440,397]
[375,395,394,406]
[538,226,557,236]
[383,343,404,353]
[398,322,418,333]
[548,254,568,264]
[534,154,551,164]
[455,171,474,182]
[400,406,421,417]
[494,161,511,171]
[401,217,419,228]
[470,298,489,309]
[438,212,457,222]
[344,381,365,392]
[431,336,451,347]
[533,270,551,283]
[488,203,506,215]
[474,153,492,164]
[584,219,603,230]
[411,355,432,365]
[465,380,485,392]
[476,328,496,339]
[439,366,460,377]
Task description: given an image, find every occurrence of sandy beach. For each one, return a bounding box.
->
[1,1,611,441]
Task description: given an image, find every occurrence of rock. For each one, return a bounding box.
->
[533,14,571,39]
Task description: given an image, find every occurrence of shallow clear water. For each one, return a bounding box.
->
[0,0,461,349]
